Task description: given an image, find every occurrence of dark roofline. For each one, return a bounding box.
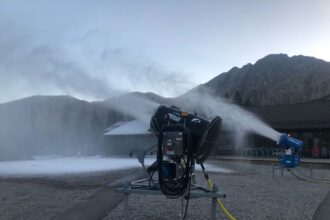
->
[270,120,330,130]
[247,101,330,130]
[247,100,330,109]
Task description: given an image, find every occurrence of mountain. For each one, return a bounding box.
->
[0,95,126,160]
[191,54,330,106]
[0,92,169,160]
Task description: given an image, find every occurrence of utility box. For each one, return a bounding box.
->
[162,131,184,156]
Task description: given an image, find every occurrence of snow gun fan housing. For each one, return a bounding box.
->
[278,134,303,168]
[150,105,222,164]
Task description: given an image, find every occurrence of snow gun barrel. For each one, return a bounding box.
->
[278,134,303,151]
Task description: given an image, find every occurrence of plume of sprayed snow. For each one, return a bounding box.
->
[178,91,281,143]
[0,23,194,103]
[0,33,122,102]
[103,91,280,145]
[104,93,160,124]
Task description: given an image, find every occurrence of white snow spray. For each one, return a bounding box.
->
[0,92,280,177]
[105,91,281,146]
[178,91,281,146]
[104,93,160,124]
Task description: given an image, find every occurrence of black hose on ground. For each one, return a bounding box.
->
[288,169,330,184]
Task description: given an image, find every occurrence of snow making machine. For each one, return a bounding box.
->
[277,134,303,168]
[116,105,226,219]
[116,105,304,220]
[149,105,222,198]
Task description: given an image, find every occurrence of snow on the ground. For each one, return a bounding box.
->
[195,163,233,173]
[0,156,233,177]
[0,157,154,177]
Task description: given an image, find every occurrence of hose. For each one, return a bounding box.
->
[157,126,193,198]
[295,168,330,183]
[201,164,236,220]
[288,169,330,184]
[288,168,308,182]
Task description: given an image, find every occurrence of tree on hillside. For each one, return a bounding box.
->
[243,97,252,107]
[233,91,242,105]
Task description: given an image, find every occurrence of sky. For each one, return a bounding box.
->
[0,0,329,103]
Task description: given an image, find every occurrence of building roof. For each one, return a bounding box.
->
[104,119,152,136]
[104,121,127,132]
[248,101,330,130]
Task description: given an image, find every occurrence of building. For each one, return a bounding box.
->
[216,101,330,158]
[103,119,157,156]
[249,101,330,158]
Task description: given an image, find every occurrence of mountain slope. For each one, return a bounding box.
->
[0,92,169,160]
[0,96,125,160]
[192,54,330,105]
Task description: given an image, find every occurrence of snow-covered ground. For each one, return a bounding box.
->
[0,157,154,177]
[0,156,233,177]
[195,163,233,173]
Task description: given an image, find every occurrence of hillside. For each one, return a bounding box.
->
[192,54,330,106]
[0,96,126,160]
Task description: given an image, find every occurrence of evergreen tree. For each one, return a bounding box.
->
[243,97,252,107]
[233,91,242,105]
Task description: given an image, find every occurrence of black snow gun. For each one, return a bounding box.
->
[150,105,222,197]
[277,134,303,168]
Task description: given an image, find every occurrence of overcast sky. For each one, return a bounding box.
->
[0,0,329,103]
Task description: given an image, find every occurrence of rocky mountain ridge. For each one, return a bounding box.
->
[193,54,330,106]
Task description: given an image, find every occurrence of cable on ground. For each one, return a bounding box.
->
[288,169,330,184]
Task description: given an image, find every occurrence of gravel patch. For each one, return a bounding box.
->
[105,161,330,220]
[0,169,136,220]
[0,161,329,220]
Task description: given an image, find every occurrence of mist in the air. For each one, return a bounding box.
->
[178,91,281,143]
[0,4,281,172]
